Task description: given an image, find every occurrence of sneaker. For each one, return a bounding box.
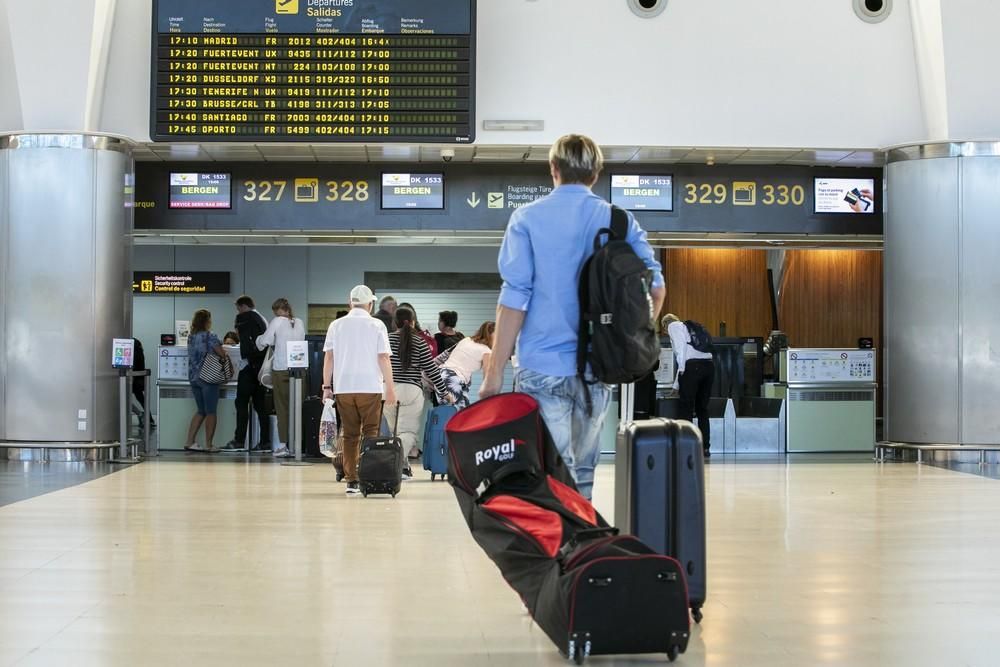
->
[273,447,291,458]
[346,482,362,495]
[401,467,413,481]
[221,440,242,450]
[183,443,200,452]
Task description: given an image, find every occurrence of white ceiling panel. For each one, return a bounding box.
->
[601,146,641,163]
[629,147,694,163]
[419,145,475,162]
[730,149,801,164]
[311,144,369,162]
[680,148,748,164]
[367,145,420,162]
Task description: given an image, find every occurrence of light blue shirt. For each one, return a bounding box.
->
[498,184,665,377]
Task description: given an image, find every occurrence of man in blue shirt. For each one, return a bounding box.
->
[480,134,665,499]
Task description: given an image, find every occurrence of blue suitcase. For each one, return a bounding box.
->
[422,404,457,481]
[614,386,708,623]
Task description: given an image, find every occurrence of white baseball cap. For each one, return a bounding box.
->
[350,285,377,304]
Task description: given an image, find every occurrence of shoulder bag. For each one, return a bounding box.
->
[200,351,235,385]
[258,347,274,388]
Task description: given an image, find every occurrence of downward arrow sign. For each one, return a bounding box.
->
[467,192,480,208]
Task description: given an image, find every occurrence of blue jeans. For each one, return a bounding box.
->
[190,379,220,416]
[515,369,611,500]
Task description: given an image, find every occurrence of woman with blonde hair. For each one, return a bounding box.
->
[439,321,495,409]
[256,298,305,457]
[184,309,227,452]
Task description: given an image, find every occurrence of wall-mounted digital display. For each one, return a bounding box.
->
[169,173,232,209]
[610,175,673,211]
[381,173,444,209]
[133,272,231,295]
[151,0,475,143]
[814,178,876,214]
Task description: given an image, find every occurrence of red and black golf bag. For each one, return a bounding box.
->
[446,393,691,664]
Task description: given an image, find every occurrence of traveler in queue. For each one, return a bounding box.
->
[322,285,398,495]
[440,321,495,409]
[224,296,270,452]
[184,309,228,453]
[480,133,665,500]
[375,295,398,333]
[662,314,715,458]
[435,310,464,353]
[223,331,240,346]
[256,298,306,458]
[398,302,438,356]
[386,307,452,476]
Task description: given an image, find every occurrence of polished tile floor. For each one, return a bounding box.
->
[1,455,998,666]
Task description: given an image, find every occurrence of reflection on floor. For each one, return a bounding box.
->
[928,460,1000,480]
[1,455,999,666]
[0,461,119,508]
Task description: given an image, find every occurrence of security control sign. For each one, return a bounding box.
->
[381,173,444,209]
[169,173,232,209]
[133,272,231,295]
[610,174,673,211]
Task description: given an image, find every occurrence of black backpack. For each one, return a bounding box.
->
[684,320,714,353]
[578,206,659,411]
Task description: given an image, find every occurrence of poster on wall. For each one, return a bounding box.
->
[112,338,135,369]
[814,178,876,214]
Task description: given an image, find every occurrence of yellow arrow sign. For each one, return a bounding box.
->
[467,192,480,208]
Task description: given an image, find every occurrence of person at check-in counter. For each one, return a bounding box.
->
[662,314,715,458]
[184,309,227,453]
[256,298,305,459]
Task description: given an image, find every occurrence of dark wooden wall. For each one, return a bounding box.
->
[663,248,773,337]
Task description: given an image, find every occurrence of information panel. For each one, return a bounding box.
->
[151,0,475,143]
[133,272,232,295]
[610,175,673,211]
[169,172,232,209]
[381,173,444,209]
[787,349,876,384]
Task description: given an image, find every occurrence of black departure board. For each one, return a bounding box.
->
[151,0,475,143]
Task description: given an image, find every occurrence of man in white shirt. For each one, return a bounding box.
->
[663,314,715,458]
[323,285,397,495]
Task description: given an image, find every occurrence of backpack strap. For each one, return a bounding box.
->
[610,205,629,241]
[577,253,595,415]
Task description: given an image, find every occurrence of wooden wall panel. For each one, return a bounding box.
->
[664,249,773,338]
[778,250,882,349]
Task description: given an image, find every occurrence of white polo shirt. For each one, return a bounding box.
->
[323,307,391,394]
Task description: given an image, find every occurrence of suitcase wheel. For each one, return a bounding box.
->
[430,473,435,481]
[692,605,703,624]
[667,645,680,662]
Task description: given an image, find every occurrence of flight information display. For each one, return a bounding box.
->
[151,0,475,143]
[169,172,232,209]
[610,175,674,211]
[381,173,444,209]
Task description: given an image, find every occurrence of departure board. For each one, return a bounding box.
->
[151,0,475,143]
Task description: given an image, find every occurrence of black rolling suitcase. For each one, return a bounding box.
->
[301,397,324,458]
[357,403,403,498]
[614,384,708,623]
[447,393,691,663]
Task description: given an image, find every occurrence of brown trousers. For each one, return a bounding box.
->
[335,393,382,483]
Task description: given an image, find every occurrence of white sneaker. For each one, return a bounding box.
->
[273,447,291,458]
[401,468,413,481]
[346,482,362,495]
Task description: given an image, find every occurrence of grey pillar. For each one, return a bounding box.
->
[0,134,133,444]
[885,142,1000,445]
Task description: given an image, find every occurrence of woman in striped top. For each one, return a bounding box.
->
[386,307,452,476]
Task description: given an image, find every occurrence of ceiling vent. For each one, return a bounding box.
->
[627,0,667,19]
[853,0,892,24]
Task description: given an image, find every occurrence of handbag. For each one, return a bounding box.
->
[199,351,235,385]
[258,347,274,389]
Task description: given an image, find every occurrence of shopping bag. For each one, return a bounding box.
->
[258,347,274,389]
[319,398,339,458]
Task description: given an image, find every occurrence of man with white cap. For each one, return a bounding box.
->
[322,285,398,495]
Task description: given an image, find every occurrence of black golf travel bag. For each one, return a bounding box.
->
[446,393,691,663]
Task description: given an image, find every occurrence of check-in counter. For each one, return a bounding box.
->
[655,397,736,453]
[734,397,786,453]
[785,348,876,453]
